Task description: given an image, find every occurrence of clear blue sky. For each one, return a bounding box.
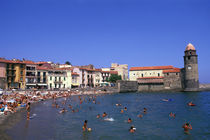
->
[0,0,210,83]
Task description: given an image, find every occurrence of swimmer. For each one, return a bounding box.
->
[68,104,72,109]
[182,123,192,134]
[124,107,127,111]
[129,126,136,133]
[188,101,196,106]
[116,103,122,106]
[56,104,59,108]
[96,114,100,118]
[169,112,175,118]
[128,118,132,123]
[143,108,147,114]
[102,112,107,117]
[83,120,88,131]
[137,114,143,118]
[59,108,67,114]
[120,109,124,113]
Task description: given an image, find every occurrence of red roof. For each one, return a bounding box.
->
[163,68,180,73]
[137,76,164,79]
[110,71,118,75]
[35,62,49,64]
[101,71,110,73]
[23,60,36,65]
[72,72,79,76]
[37,66,49,70]
[130,65,174,71]
[0,58,25,64]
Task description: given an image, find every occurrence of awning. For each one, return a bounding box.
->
[26,84,36,85]
[37,84,47,86]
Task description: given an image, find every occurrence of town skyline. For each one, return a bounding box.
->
[1,0,210,83]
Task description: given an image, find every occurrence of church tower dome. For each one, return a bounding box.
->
[185,43,195,51]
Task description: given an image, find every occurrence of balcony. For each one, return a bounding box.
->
[54,80,62,84]
[7,73,16,77]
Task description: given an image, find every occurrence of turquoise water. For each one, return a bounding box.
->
[5,92,210,140]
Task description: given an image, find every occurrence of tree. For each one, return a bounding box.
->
[65,61,72,65]
[108,74,122,83]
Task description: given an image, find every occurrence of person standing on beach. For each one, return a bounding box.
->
[26,102,31,120]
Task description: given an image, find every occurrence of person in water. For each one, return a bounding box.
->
[128,118,132,123]
[60,108,67,114]
[83,120,88,131]
[169,112,175,118]
[129,126,136,133]
[182,123,192,134]
[26,102,31,120]
[102,112,107,117]
[120,109,124,113]
[96,114,100,118]
[124,107,127,111]
[138,114,143,118]
[188,101,195,106]
[143,108,147,113]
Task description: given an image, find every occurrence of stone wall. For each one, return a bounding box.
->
[138,83,164,92]
[117,80,138,93]
[163,72,182,90]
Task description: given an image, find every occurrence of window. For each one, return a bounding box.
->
[188,56,191,60]
[20,71,23,75]
[59,77,61,81]
[55,84,57,88]
[158,73,160,77]
[55,77,57,81]
[167,73,169,76]
[43,72,46,76]
[64,77,65,81]
[50,77,52,80]
[176,73,178,75]
[20,77,23,81]
[64,84,65,88]
[141,74,144,77]
[59,84,61,88]
[133,73,135,76]
[37,72,40,76]
[50,83,52,88]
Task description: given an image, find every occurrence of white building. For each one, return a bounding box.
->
[47,68,72,89]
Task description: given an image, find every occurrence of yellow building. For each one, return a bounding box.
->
[129,65,174,81]
[0,59,26,89]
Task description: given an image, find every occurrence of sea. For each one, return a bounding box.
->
[0,91,210,140]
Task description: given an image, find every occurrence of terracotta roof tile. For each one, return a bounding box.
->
[130,65,174,71]
[72,72,79,76]
[37,66,49,70]
[163,68,180,73]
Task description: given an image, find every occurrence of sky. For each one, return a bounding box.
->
[0,0,210,83]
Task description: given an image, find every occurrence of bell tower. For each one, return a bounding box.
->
[184,43,199,91]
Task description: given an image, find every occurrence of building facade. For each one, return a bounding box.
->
[25,61,37,89]
[0,62,6,89]
[111,63,128,80]
[36,66,48,89]
[5,61,26,89]
[47,68,72,90]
